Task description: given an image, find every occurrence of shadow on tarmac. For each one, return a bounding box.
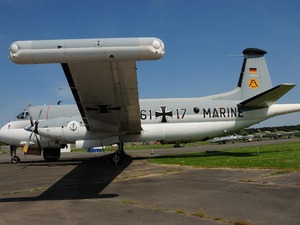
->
[0,144,289,203]
[133,150,256,161]
[0,153,132,202]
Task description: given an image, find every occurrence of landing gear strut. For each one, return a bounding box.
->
[112,142,126,165]
[10,146,20,164]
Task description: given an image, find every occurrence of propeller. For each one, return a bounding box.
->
[23,106,42,154]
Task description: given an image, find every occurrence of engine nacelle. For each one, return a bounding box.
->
[37,117,86,143]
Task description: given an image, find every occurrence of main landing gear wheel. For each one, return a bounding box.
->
[111,142,126,165]
[112,153,121,165]
[11,156,20,164]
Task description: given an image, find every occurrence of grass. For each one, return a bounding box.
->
[123,141,209,151]
[71,141,209,152]
[0,150,7,154]
[148,142,300,171]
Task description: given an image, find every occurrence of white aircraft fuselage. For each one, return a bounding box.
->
[1,99,299,150]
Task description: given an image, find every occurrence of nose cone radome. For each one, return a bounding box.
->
[0,124,6,142]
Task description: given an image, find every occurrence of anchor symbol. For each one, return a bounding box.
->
[69,122,78,131]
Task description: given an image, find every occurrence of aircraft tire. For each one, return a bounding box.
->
[11,156,20,164]
[43,148,61,162]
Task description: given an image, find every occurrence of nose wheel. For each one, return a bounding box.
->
[10,145,20,164]
[11,156,21,164]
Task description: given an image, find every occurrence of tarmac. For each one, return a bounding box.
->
[0,139,299,225]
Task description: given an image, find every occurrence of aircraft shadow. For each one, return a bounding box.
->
[202,150,256,157]
[0,149,265,203]
[0,153,132,202]
[133,150,256,161]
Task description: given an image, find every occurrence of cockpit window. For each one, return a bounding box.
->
[16,111,29,119]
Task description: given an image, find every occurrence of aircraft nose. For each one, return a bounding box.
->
[0,125,4,141]
[0,123,9,142]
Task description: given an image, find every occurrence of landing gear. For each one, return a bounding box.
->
[10,146,20,164]
[111,142,126,165]
[11,156,20,164]
[43,148,61,162]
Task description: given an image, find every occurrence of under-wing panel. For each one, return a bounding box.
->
[62,61,141,134]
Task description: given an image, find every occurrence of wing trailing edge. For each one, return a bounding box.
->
[239,83,296,109]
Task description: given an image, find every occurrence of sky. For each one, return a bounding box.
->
[0,0,300,128]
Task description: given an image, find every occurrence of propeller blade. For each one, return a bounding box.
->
[23,131,33,154]
[37,109,42,121]
[29,112,34,127]
[35,133,42,151]
[34,109,43,133]
[23,145,28,154]
[23,105,43,153]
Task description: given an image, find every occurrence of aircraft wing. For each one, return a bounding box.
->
[9,37,165,133]
[62,61,140,133]
[239,83,296,109]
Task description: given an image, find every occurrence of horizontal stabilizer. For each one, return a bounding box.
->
[239,83,296,109]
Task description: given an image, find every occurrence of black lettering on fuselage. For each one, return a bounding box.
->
[238,108,244,117]
[203,108,211,118]
[212,108,219,117]
[220,107,226,117]
[231,108,237,117]
[202,107,243,118]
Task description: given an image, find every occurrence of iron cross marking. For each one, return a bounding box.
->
[86,105,121,113]
[155,106,173,123]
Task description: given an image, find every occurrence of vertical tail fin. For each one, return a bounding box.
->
[238,48,272,100]
[211,48,273,101]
